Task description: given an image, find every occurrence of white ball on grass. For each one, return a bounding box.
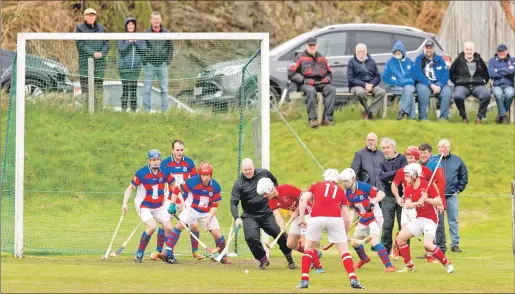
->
[244,269,249,274]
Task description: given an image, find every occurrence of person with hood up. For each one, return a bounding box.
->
[488,44,515,124]
[450,42,490,124]
[382,41,416,120]
[117,16,147,112]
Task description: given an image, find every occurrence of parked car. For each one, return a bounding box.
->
[182,23,451,109]
[0,48,73,98]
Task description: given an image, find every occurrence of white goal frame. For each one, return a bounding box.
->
[14,32,270,258]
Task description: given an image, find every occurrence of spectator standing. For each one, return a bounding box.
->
[288,37,336,128]
[117,16,146,112]
[351,133,385,190]
[74,8,110,107]
[378,137,407,255]
[488,44,515,124]
[450,42,491,124]
[382,41,416,120]
[347,43,386,120]
[142,11,173,113]
[412,40,452,120]
[438,139,468,253]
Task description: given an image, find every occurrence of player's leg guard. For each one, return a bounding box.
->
[372,243,394,269]
[165,227,181,259]
[341,252,358,281]
[156,227,166,253]
[136,231,152,262]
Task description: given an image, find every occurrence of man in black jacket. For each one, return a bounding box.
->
[74,8,110,106]
[288,37,336,128]
[142,11,174,113]
[378,137,407,255]
[230,158,295,270]
[351,133,385,190]
[347,43,386,120]
[450,42,491,124]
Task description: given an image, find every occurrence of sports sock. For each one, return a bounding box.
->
[432,246,449,265]
[136,231,152,257]
[311,249,322,268]
[301,249,314,281]
[191,231,200,253]
[398,242,413,268]
[215,235,226,255]
[354,244,369,261]
[373,243,393,267]
[156,227,165,253]
[165,227,182,258]
[341,252,357,281]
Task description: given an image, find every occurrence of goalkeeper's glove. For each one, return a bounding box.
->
[364,202,375,212]
[168,203,177,215]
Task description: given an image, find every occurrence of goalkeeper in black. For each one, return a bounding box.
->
[230,158,295,270]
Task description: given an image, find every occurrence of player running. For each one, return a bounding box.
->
[256,178,324,272]
[339,168,395,272]
[162,162,230,264]
[154,139,203,260]
[391,146,444,263]
[395,163,454,273]
[296,169,364,290]
[122,149,176,263]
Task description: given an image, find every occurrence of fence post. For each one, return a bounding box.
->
[88,58,95,115]
[512,181,515,256]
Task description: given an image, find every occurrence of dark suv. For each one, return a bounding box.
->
[183,23,451,108]
[0,49,73,97]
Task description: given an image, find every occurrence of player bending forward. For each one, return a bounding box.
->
[296,169,364,290]
[122,149,176,263]
[340,168,395,272]
[162,162,230,264]
[256,178,324,272]
[395,163,454,273]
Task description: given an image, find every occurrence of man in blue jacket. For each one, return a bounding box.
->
[437,139,468,253]
[412,41,452,120]
[382,41,416,120]
[488,44,515,124]
[347,43,386,120]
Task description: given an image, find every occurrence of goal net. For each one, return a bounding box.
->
[0,32,270,258]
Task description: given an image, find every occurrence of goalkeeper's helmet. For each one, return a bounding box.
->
[405,146,420,161]
[257,178,274,195]
[148,149,162,159]
[403,163,422,178]
[323,168,339,183]
[198,162,213,176]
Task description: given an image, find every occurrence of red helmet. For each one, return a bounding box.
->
[198,162,213,176]
[404,146,420,160]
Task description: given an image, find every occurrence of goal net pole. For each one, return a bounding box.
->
[13,32,270,258]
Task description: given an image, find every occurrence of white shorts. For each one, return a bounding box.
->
[406,217,437,237]
[136,204,171,223]
[179,207,220,231]
[354,220,381,237]
[305,216,347,243]
[289,215,310,236]
[401,207,417,226]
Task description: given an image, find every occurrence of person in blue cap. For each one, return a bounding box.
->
[488,44,515,124]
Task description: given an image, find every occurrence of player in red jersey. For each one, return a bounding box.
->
[257,178,324,273]
[339,168,395,273]
[395,163,455,274]
[296,169,364,290]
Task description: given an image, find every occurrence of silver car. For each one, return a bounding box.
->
[181,23,451,109]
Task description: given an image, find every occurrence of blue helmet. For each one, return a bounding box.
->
[148,149,162,159]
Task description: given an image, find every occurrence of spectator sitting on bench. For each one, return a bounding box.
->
[450,42,490,124]
[288,37,336,128]
[382,41,416,120]
[488,44,515,124]
[412,40,452,121]
[347,43,386,120]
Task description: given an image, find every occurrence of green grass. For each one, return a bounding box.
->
[1,101,515,292]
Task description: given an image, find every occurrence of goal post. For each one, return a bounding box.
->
[4,32,270,258]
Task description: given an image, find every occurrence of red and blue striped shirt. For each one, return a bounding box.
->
[131,165,175,209]
[174,175,221,214]
[345,181,379,225]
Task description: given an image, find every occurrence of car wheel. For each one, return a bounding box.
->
[24,79,45,99]
[243,86,280,110]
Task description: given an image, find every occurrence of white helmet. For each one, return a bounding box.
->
[256,177,274,195]
[339,168,356,182]
[403,163,422,178]
[323,168,339,183]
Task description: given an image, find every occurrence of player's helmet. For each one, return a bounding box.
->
[339,168,356,182]
[404,146,420,160]
[403,163,422,178]
[323,168,339,183]
[198,162,213,176]
[148,149,162,159]
[257,178,274,195]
